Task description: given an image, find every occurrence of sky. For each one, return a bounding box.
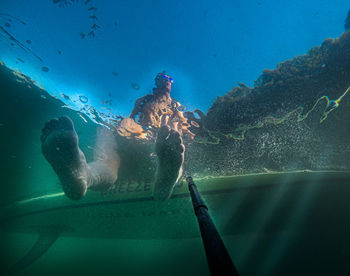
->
[0,0,348,117]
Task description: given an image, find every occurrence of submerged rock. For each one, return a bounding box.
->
[185,30,350,176]
[345,9,350,30]
[205,31,350,133]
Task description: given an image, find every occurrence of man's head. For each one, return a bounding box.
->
[154,73,173,92]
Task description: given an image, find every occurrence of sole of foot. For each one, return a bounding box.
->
[41,116,88,200]
[153,125,185,200]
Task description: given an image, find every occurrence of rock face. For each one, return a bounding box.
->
[204,31,350,133]
[185,31,350,176]
[345,10,350,30]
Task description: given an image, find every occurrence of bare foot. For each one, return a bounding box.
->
[41,116,88,200]
[153,125,185,200]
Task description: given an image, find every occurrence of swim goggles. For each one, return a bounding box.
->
[162,74,174,84]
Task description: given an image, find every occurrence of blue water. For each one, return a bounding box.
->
[0,0,348,116]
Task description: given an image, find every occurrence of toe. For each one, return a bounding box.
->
[157,125,171,141]
[168,129,182,144]
[58,116,74,130]
[45,118,59,130]
[168,130,185,153]
[41,118,59,142]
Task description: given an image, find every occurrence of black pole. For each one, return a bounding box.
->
[186,175,239,276]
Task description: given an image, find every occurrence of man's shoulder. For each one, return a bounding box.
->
[136,94,153,104]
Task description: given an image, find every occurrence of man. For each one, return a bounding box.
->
[41,73,188,201]
[118,73,194,139]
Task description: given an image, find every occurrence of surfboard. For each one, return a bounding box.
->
[1,170,350,240]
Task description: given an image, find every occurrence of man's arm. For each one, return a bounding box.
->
[130,95,152,119]
[130,97,143,119]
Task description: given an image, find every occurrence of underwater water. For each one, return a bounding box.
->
[1,0,350,275]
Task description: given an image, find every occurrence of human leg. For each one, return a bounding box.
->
[153,125,185,201]
[41,116,119,200]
